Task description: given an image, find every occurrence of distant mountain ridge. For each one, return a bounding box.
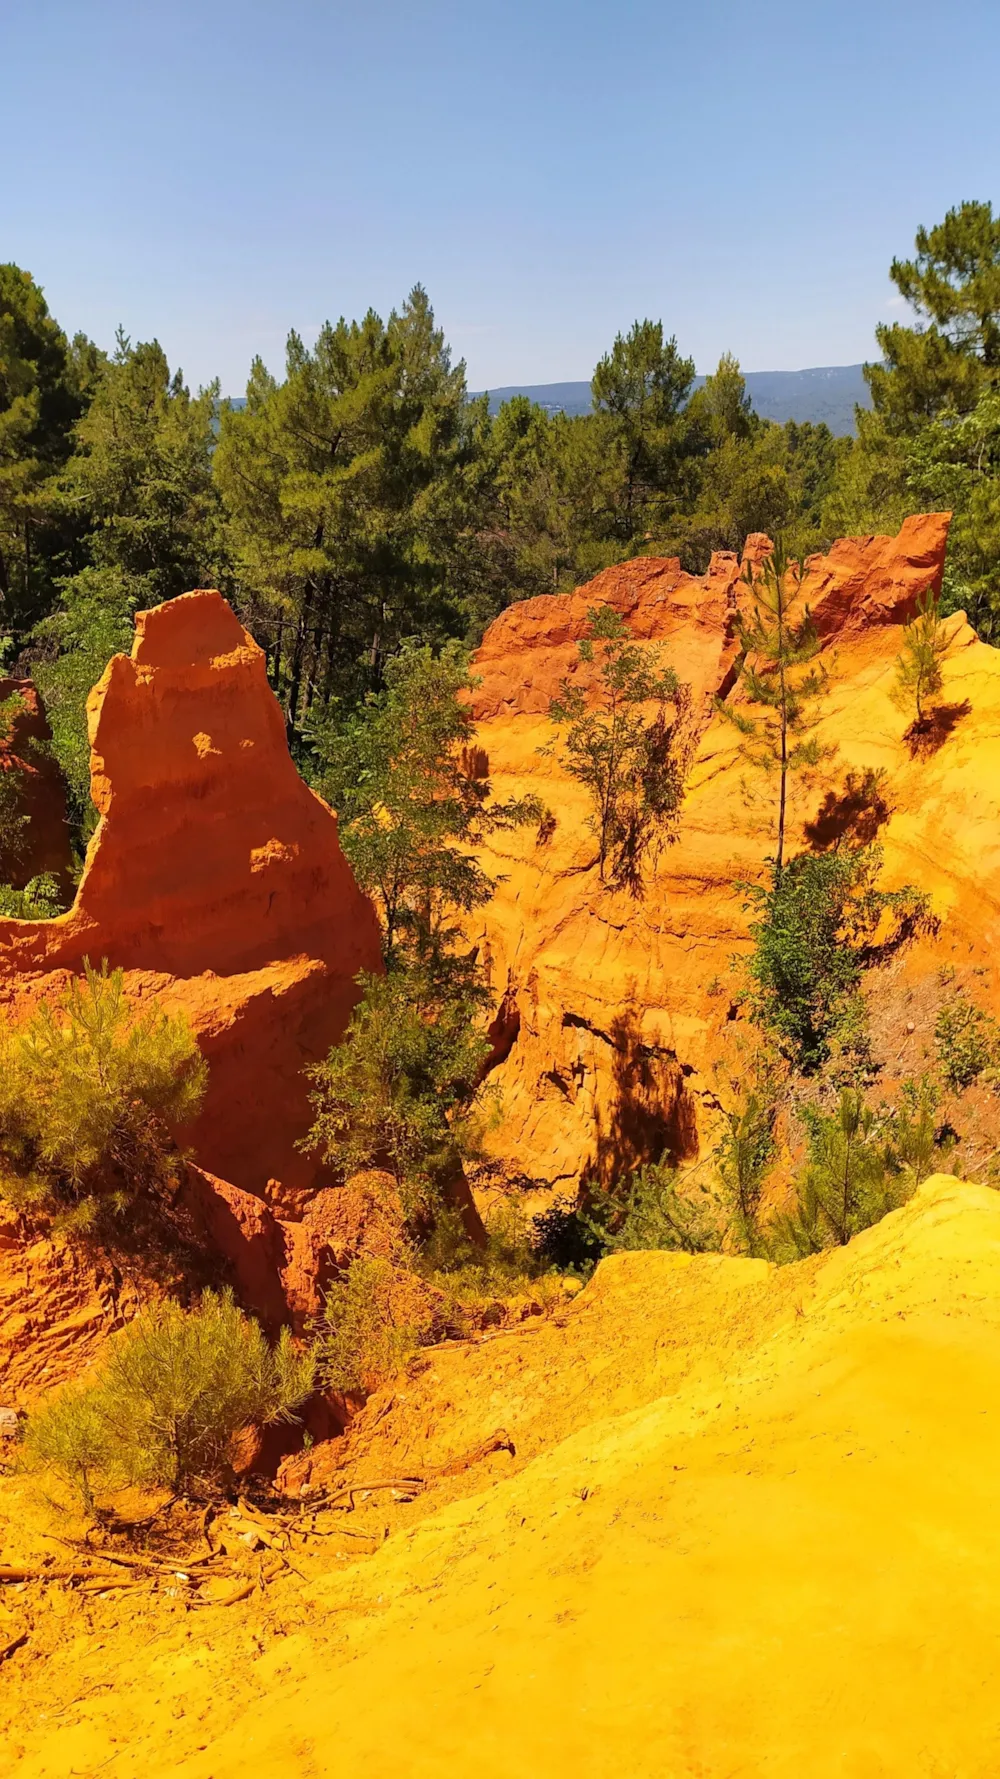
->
[472,364,873,437]
[222,364,872,438]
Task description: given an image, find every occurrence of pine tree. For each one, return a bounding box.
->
[719,541,830,875]
[892,588,953,725]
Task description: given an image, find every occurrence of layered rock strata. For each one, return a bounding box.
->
[467,515,960,1191]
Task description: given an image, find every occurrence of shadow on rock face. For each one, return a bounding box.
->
[904,699,973,759]
[804,768,892,852]
[585,1003,699,1188]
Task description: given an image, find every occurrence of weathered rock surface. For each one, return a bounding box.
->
[0,591,383,1194]
[0,1204,144,1408]
[0,677,73,891]
[467,514,958,1191]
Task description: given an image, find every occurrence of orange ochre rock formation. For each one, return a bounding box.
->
[0,590,382,1197]
[0,677,73,892]
[467,512,982,1191]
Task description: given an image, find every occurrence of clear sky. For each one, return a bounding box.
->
[3,0,998,395]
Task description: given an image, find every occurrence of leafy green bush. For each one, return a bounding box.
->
[595,1160,725,1254]
[306,967,496,1218]
[312,1255,439,1395]
[771,1089,904,1258]
[549,604,688,891]
[23,1289,313,1504]
[0,872,64,919]
[0,959,207,1230]
[769,1078,950,1262]
[935,995,1000,1091]
[741,847,929,1070]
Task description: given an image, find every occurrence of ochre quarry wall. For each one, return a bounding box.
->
[467,514,970,1193]
[0,590,382,1195]
[0,677,73,892]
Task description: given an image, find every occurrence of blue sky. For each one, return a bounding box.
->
[3,0,998,394]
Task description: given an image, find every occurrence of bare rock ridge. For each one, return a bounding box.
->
[467,514,956,1193]
[0,589,383,1195]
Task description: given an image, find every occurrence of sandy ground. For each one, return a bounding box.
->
[5,1172,1000,1775]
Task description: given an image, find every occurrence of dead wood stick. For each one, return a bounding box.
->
[0,1564,118,1584]
[0,1631,27,1662]
[44,1536,179,1577]
[319,1431,516,1513]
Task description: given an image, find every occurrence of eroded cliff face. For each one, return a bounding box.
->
[468,514,967,1192]
[0,677,73,892]
[0,590,383,1195]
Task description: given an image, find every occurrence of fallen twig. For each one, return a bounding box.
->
[0,1631,27,1662]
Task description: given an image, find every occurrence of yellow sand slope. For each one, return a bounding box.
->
[9,1173,1000,1777]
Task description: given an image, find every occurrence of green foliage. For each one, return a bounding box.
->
[0,264,96,637]
[549,604,687,889]
[34,334,220,835]
[215,287,475,736]
[741,847,929,1071]
[892,588,954,724]
[718,542,830,873]
[826,203,1000,642]
[597,1159,725,1254]
[23,1289,314,1502]
[0,690,31,870]
[0,872,64,919]
[33,567,134,830]
[770,1089,906,1258]
[312,639,539,977]
[0,960,207,1230]
[870,201,1000,431]
[935,994,1000,1091]
[306,968,494,1217]
[310,642,537,1216]
[715,1071,779,1257]
[670,360,848,568]
[312,1255,439,1395]
[887,1075,952,1183]
[591,319,697,539]
[21,1382,108,1513]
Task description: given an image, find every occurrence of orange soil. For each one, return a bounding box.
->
[6,1173,1000,1775]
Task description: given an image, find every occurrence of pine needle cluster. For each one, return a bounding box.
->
[0,959,207,1231]
[22,1290,314,1506]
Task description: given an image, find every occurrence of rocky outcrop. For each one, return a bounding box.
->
[467,515,956,1193]
[0,1204,145,1408]
[0,591,383,1195]
[470,548,744,721]
[0,678,73,891]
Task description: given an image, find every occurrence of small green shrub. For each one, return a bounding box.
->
[935,996,1000,1091]
[771,1089,904,1258]
[768,1077,951,1263]
[306,967,496,1219]
[740,846,929,1070]
[549,604,688,891]
[716,1071,779,1257]
[0,873,65,920]
[312,1255,439,1395]
[598,1161,725,1254]
[0,959,207,1230]
[23,1289,313,1503]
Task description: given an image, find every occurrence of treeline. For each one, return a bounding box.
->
[0,276,843,837]
[4,197,1000,836]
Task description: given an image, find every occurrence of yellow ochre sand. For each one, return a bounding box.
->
[6,1173,1000,1775]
